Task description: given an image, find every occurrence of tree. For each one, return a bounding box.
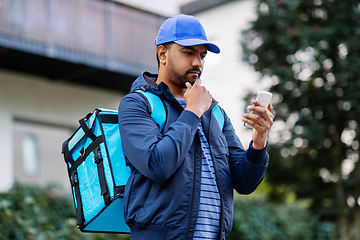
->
[242,1,360,239]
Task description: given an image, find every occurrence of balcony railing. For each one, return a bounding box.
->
[0,0,164,76]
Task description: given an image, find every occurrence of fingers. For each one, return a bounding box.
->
[249,100,274,119]
[186,78,201,90]
[245,99,274,149]
[244,103,274,130]
[185,82,192,89]
[245,109,273,126]
[268,102,274,112]
[191,78,202,87]
[184,79,212,118]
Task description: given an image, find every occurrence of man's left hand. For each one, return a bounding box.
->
[243,99,274,149]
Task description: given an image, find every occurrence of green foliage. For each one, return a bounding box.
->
[227,198,337,240]
[241,0,360,238]
[0,183,340,239]
[0,182,129,240]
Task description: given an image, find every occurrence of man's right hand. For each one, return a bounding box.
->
[184,79,212,118]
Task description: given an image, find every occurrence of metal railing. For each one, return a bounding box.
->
[0,0,163,75]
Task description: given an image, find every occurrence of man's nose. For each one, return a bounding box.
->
[192,54,203,67]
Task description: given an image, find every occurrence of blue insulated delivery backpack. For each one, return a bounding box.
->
[61,90,165,233]
[61,90,224,234]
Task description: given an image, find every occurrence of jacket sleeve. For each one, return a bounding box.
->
[221,109,269,194]
[118,93,200,183]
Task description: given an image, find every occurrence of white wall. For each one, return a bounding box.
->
[195,0,272,146]
[0,69,125,192]
[0,112,14,192]
[0,69,124,127]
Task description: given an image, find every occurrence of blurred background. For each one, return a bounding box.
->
[0,0,359,239]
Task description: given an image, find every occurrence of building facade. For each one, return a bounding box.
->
[0,0,165,192]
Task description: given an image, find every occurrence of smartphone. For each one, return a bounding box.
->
[244,91,272,128]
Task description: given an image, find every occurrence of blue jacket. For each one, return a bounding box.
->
[118,72,269,240]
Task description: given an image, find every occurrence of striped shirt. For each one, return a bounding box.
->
[177,99,221,239]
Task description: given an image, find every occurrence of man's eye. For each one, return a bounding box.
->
[201,55,207,59]
[184,51,192,55]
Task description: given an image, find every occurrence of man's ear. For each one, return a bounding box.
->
[157,45,168,66]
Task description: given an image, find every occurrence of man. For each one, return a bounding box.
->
[118,14,274,240]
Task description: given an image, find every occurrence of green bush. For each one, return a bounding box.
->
[0,183,338,240]
[226,198,337,240]
[0,182,129,240]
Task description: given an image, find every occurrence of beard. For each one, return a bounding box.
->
[167,58,202,88]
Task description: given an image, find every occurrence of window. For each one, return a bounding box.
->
[14,120,73,188]
[22,133,39,176]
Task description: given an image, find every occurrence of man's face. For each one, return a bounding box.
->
[165,43,207,88]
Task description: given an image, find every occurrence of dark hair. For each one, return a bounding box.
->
[156,42,173,68]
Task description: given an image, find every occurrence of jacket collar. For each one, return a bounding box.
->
[130,71,218,110]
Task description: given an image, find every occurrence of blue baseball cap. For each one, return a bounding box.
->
[155,14,220,54]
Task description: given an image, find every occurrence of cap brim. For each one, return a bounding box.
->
[175,38,220,54]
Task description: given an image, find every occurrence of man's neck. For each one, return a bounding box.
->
[156,73,186,99]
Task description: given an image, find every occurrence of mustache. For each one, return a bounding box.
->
[186,68,202,76]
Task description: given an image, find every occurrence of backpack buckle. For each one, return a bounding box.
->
[94,146,102,164]
[71,170,78,187]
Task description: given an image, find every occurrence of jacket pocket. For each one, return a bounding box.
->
[211,144,229,158]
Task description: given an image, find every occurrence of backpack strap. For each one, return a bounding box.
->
[134,89,166,132]
[134,89,224,132]
[212,105,225,131]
